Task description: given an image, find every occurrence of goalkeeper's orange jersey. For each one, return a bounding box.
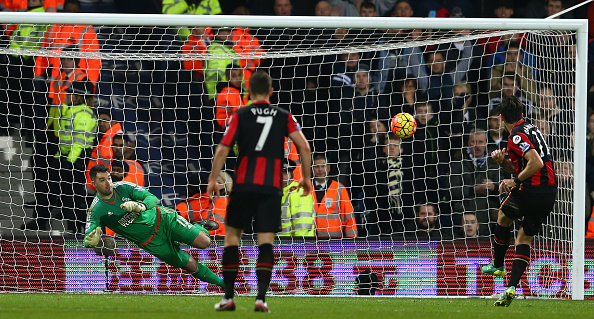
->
[84,181,160,247]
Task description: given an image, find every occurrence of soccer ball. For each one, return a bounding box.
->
[390,112,417,138]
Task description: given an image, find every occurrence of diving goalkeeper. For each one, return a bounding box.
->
[84,164,224,288]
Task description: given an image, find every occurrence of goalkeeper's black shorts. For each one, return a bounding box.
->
[500,188,557,236]
[226,191,282,233]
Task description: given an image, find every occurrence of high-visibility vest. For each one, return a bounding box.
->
[204,42,236,99]
[162,0,221,15]
[54,103,96,163]
[278,181,315,237]
[8,0,61,12]
[587,206,594,238]
[177,192,227,236]
[162,0,221,40]
[181,34,208,75]
[48,68,88,105]
[123,159,145,187]
[313,180,358,238]
[8,7,47,59]
[34,24,101,85]
[215,86,248,129]
[86,123,124,190]
[284,138,302,182]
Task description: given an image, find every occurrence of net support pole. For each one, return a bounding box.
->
[572,20,588,301]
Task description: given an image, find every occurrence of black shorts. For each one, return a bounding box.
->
[500,188,557,236]
[226,192,282,233]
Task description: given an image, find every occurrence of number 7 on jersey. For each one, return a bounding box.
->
[255,116,273,151]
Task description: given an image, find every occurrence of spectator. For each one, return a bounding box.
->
[388,0,414,17]
[273,0,292,15]
[215,64,248,131]
[177,171,230,236]
[456,212,480,238]
[312,153,357,238]
[109,160,128,182]
[380,76,417,117]
[85,110,124,192]
[450,81,473,134]
[364,118,389,159]
[487,72,534,120]
[181,26,210,82]
[114,134,145,187]
[46,45,90,109]
[162,0,222,39]
[405,203,449,240]
[406,98,446,203]
[486,107,509,155]
[525,0,571,18]
[22,80,96,233]
[493,0,514,18]
[448,129,501,235]
[279,159,316,236]
[359,1,377,16]
[315,0,339,16]
[489,41,538,102]
[362,134,413,235]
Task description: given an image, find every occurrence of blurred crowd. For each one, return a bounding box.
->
[0,0,592,239]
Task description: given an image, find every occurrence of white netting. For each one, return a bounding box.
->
[0,15,585,297]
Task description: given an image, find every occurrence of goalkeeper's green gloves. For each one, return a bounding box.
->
[120,201,147,213]
[84,227,102,248]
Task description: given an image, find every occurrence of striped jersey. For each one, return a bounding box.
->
[221,101,300,195]
[507,119,556,191]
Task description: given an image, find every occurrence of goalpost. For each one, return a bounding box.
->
[0,12,588,299]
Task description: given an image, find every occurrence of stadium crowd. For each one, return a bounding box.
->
[1,0,593,239]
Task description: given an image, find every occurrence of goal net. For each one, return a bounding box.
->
[0,13,588,299]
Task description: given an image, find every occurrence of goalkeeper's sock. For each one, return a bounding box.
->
[256,244,274,302]
[222,245,240,300]
[493,224,511,268]
[192,263,224,288]
[508,244,530,287]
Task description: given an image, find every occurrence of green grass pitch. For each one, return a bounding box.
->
[0,294,592,319]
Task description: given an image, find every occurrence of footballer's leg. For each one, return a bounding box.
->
[482,210,514,277]
[494,226,532,306]
[184,256,225,288]
[215,226,242,311]
[254,232,274,313]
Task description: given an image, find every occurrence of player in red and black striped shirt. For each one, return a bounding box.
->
[207,70,312,312]
[481,96,557,307]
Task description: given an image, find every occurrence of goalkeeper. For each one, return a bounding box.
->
[84,164,224,288]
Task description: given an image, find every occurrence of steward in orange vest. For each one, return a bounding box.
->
[86,118,123,191]
[215,65,248,130]
[181,26,209,81]
[176,171,231,236]
[312,154,357,238]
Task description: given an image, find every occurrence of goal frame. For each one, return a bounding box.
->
[0,12,587,300]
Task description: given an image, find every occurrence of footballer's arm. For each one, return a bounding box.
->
[516,149,544,182]
[289,130,312,196]
[499,149,543,193]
